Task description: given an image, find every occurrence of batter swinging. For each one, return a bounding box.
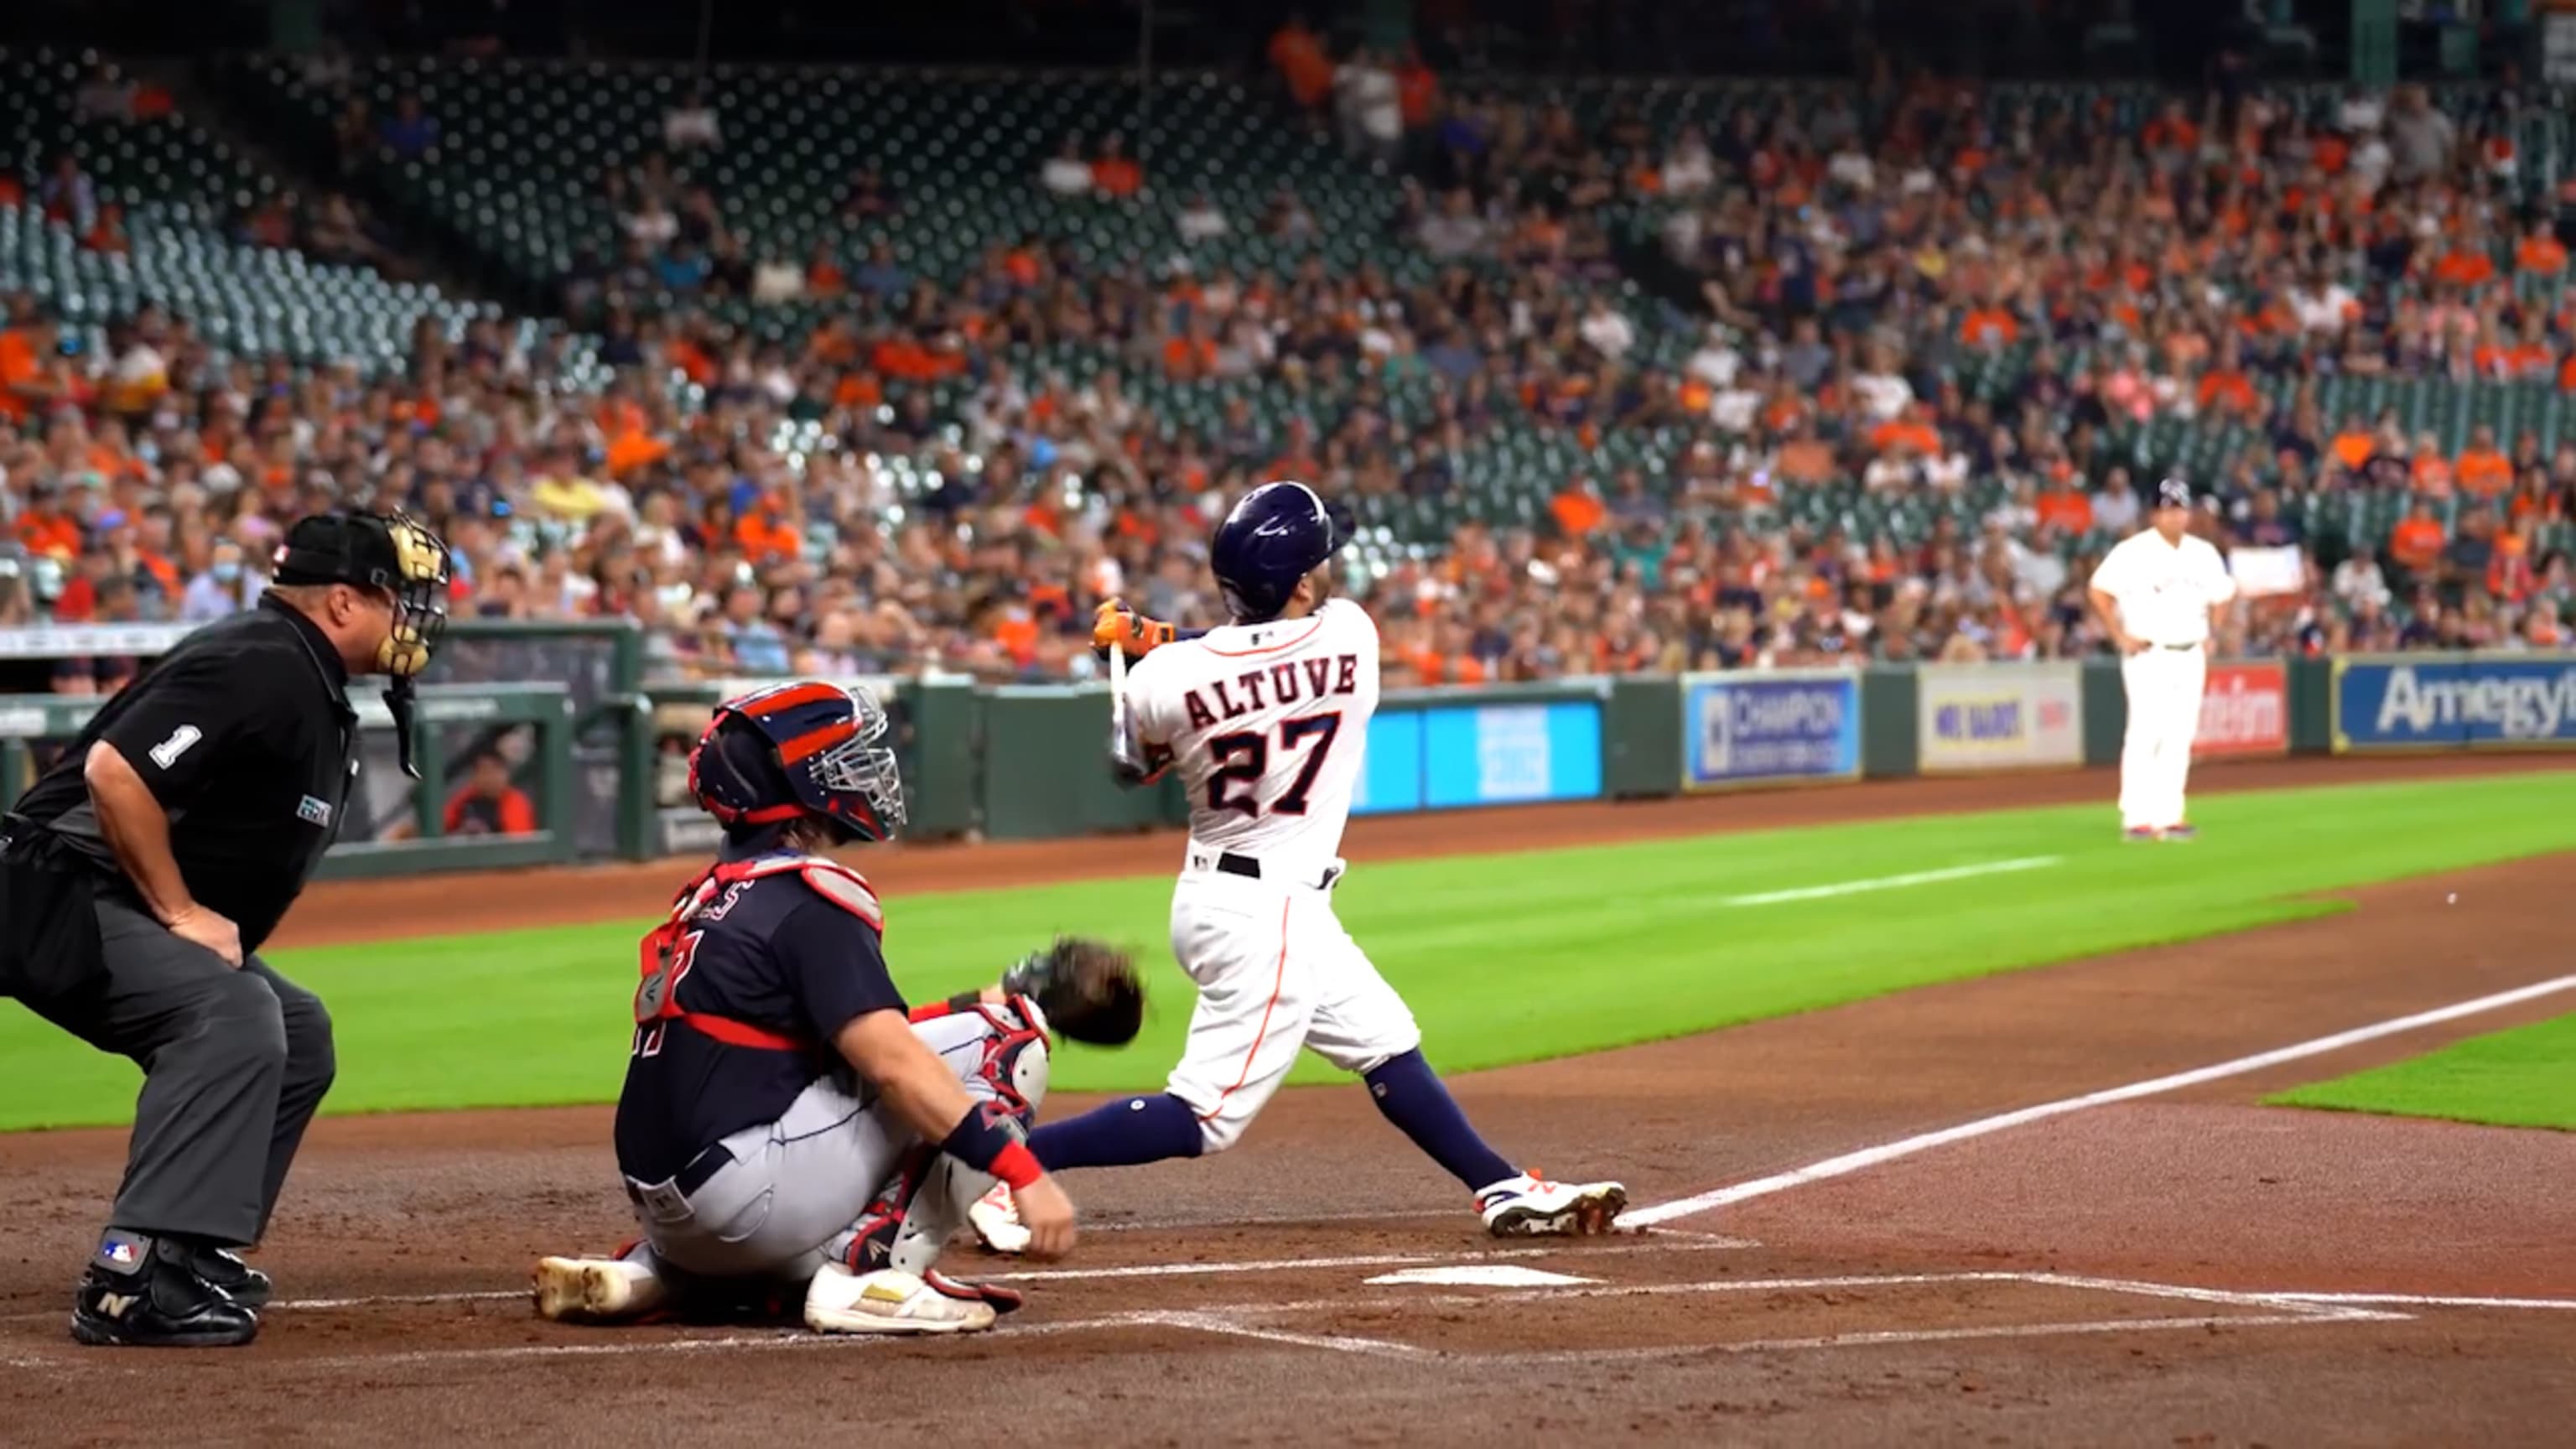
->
[972,481,1626,1251]
[2087,475,2240,842]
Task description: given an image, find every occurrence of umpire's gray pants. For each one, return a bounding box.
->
[40,894,337,1246]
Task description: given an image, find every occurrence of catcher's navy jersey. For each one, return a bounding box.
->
[614,851,905,1184]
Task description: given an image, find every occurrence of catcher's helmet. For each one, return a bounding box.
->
[1208,480,1353,624]
[687,681,906,844]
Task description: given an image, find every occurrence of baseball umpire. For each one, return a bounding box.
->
[0,508,450,1348]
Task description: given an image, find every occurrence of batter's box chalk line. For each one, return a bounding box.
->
[0,1270,2454,1376]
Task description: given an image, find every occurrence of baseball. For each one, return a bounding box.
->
[2447,893,2458,905]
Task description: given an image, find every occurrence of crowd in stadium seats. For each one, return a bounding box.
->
[3,41,2573,696]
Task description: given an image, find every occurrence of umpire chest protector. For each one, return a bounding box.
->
[635,854,886,1053]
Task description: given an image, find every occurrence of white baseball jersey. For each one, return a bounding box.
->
[1126,597,1379,885]
[1121,595,1421,1155]
[2089,528,2239,647]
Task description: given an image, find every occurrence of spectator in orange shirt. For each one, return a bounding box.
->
[2409,431,2454,496]
[2329,413,2377,471]
[2386,500,2448,584]
[14,481,81,559]
[2033,478,2093,537]
[1269,15,1335,110]
[2455,425,2513,498]
[2431,241,2496,289]
[1550,475,1607,538]
[0,312,60,423]
[2194,345,2258,417]
[2516,221,2568,276]
[1090,134,1142,198]
[1957,304,2018,349]
[443,749,539,837]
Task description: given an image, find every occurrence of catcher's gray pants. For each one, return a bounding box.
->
[26,893,335,1247]
[625,1005,1046,1283]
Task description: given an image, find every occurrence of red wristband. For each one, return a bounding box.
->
[992,1141,1043,1192]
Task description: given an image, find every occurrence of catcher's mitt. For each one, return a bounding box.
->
[1003,936,1145,1046]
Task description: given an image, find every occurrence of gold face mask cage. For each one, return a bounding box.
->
[374,514,450,678]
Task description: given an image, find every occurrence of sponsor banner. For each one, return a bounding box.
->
[2333,656,2576,751]
[1421,702,1602,809]
[1916,662,2085,772]
[1351,711,1423,816]
[2194,661,2289,760]
[1680,671,1863,790]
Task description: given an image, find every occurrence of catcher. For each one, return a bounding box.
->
[531,681,1142,1335]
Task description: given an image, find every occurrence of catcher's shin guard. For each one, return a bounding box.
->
[835,1005,1052,1279]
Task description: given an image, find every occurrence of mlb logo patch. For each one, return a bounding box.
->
[101,1237,138,1266]
[297,795,333,827]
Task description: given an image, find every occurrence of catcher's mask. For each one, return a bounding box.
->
[272,508,451,678]
[688,681,906,844]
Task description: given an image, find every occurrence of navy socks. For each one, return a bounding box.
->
[1028,1093,1206,1171]
[1363,1049,1515,1190]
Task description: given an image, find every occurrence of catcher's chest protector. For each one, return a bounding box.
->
[636,855,886,1053]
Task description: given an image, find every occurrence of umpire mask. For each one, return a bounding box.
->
[275,510,454,780]
[274,510,454,678]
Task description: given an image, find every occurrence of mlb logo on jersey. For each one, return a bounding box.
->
[297,795,334,827]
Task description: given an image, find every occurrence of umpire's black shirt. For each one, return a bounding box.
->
[12,595,361,954]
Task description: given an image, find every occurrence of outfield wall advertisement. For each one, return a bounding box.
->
[2194,661,2289,760]
[2331,657,2576,751]
[1353,700,1603,814]
[1680,670,1863,790]
[1916,662,2085,771]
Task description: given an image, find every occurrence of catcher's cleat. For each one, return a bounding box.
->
[967,1183,1031,1255]
[802,1265,1001,1335]
[1476,1171,1628,1239]
[532,1254,671,1324]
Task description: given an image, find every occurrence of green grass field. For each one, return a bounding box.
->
[2269,1013,2576,1131]
[2,771,2571,1132]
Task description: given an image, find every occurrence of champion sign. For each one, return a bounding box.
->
[2334,658,2576,750]
[1684,673,1862,788]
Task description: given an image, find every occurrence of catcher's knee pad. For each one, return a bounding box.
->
[982,998,1051,1119]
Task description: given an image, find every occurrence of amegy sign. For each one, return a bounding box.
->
[2195,662,2288,759]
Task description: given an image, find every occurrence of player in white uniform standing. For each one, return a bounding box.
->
[971,481,1626,1249]
[2086,475,2241,842]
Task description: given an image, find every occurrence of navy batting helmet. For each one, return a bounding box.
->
[687,681,906,844]
[1209,480,1353,624]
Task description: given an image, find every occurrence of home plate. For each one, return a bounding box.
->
[1364,1265,1601,1288]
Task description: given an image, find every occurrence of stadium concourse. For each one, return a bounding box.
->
[1,46,2571,699]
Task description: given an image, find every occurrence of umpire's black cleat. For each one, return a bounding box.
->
[70,1233,260,1348]
[192,1245,273,1310]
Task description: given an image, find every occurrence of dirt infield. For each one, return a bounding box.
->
[4,754,2573,1446]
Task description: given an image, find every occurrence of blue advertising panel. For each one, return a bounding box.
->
[1350,710,1423,816]
[2333,656,2576,751]
[1681,672,1863,789]
[1420,702,1604,809]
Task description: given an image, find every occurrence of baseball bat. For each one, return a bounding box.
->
[1105,632,1139,776]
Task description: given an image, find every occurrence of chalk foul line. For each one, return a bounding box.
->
[1721,855,2062,907]
[1628,973,2576,1226]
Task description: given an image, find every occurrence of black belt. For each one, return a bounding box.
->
[1214,852,1343,891]
[628,1141,735,1206]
